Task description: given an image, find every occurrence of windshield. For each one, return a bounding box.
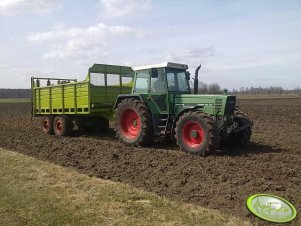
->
[166,68,190,93]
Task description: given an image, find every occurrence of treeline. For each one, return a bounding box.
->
[0,89,31,98]
[196,82,301,95]
[197,82,223,94]
[231,86,301,95]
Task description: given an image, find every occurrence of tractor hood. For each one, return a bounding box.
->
[173,94,236,116]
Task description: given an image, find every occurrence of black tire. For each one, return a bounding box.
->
[114,98,153,146]
[220,110,253,147]
[236,111,252,146]
[41,116,54,135]
[175,111,218,156]
[53,115,73,136]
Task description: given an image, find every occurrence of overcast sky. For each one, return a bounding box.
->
[0,0,300,89]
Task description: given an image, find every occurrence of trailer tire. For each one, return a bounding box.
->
[175,111,217,156]
[41,116,54,135]
[53,115,73,136]
[114,98,153,146]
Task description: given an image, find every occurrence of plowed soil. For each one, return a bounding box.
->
[0,98,300,225]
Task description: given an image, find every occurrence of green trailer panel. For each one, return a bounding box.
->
[31,64,134,119]
[33,81,90,115]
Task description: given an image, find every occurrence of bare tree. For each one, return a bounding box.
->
[198,82,208,94]
[208,83,222,94]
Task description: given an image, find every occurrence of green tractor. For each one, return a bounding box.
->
[31,62,252,156]
[113,62,252,156]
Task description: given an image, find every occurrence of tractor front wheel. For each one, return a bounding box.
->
[220,110,253,147]
[114,98,153,146]
[175,111,217,156]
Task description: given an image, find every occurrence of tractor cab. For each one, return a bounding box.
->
[129,62,193,115]
[133,62,191,95]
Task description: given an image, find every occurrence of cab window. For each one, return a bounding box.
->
[151,69,165,92]
[177,72,190,92]
[167,72,176,91]
[166,69,190,93]
[134,70,149,93]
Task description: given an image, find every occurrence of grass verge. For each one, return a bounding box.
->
[0,148,250,226]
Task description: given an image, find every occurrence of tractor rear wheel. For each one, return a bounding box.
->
[175,111,217,156]
[53,115,73,136]
[220,110,253,147]
[41,116,54,135]
[114,98,153,146]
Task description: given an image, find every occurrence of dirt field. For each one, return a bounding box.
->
[0,98,300,225]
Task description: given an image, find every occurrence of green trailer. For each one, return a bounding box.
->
[32,62,253,156]
[31,64,134,135]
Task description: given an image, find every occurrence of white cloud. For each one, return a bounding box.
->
[136,45,217,71]
[0,0,61,16]
[164,45,216,66]
[98,0,151,18]
[27,23,145,59]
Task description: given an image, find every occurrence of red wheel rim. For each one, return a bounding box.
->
[43,120,49,130]
[182,121,205,148]
[56,120,62,132]
[120,109,141,139]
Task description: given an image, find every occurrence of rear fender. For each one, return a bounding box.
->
[113,94,143,109]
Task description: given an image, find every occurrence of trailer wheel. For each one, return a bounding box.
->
[220,111,253,147]
[175,111,217,156]
[53,116,72,136]
[114,98,153,146]
[41,116,54,135]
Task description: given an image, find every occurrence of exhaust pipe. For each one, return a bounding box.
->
[194,64,201,94]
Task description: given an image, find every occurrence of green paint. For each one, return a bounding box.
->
[246,194,297,223]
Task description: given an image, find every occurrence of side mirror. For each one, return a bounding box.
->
[151,68,158,78]
[186,71,191,80]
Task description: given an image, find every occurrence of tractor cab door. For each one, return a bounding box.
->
[132,68,168,114]
[132,68,169,134]
[148,68,169,114]
[148,68,169,134]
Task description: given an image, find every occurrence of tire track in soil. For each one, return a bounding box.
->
[0,100,300,225]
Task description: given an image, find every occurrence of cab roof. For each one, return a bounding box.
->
[133,62,188,71]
